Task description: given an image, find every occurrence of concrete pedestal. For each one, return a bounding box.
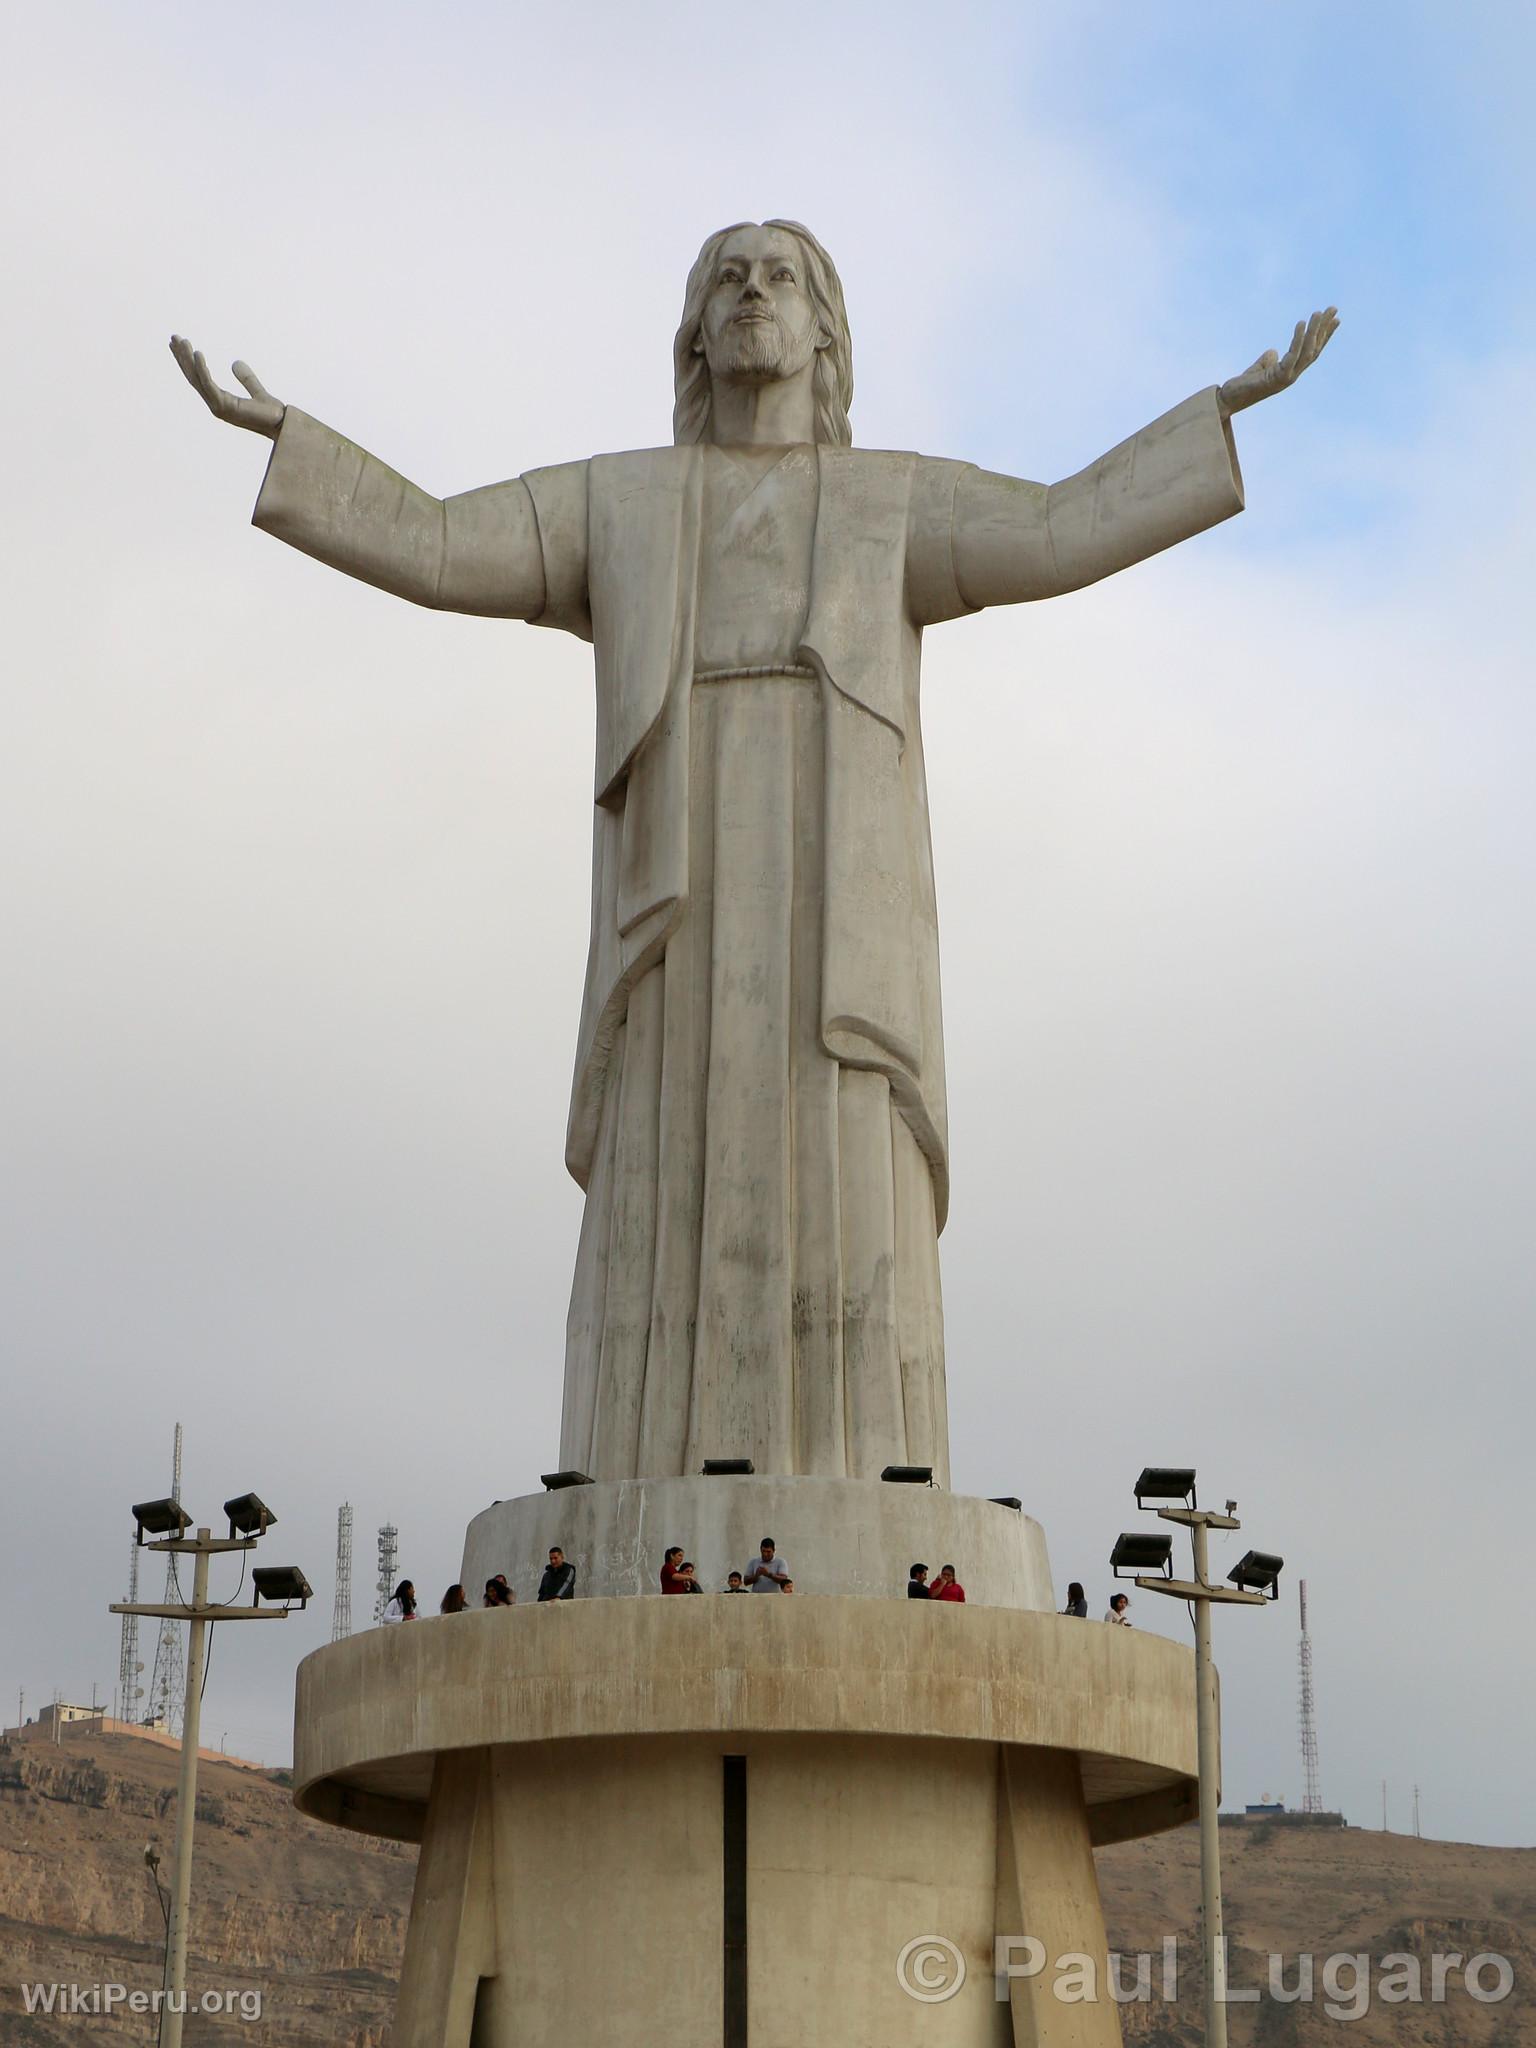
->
[294,1513,1198,2048]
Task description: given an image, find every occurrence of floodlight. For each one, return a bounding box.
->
[132,1498,192,1544]
[1134,1467,1197,1510]
[540,1470,594,1490]
[880,1464,934,1485]
[251,1565,313,1609]
[1110,1531,1174,1578]
[701,1458,756,1475]
[989,1496,1023,1511]
[223,1493,276,1540]
[1227,1551,1283,1600]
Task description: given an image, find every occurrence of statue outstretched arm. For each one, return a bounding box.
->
[949,310,1338,610]
[170,339,549,620]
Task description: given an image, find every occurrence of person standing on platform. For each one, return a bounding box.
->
[1105,1594,1133,1626]
[744,1539,789,1592]
[538,1548,576,1601]
[660,1546,688,1594]
[1062,1582,1088,1617]
[907,1563,931,1599]
[933,1565,966,1603]
[381,1581,416,1623]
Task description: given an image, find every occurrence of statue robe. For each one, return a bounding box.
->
[251,389,1244,1483]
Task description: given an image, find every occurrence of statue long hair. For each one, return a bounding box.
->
[672,221,854,448]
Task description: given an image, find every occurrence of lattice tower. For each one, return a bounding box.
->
[332,1503,354,1642]
[117,1536,143,1720]
[147,1422,186,1735]
[1298,1577,1322,1815]
[374,1523,399,1625]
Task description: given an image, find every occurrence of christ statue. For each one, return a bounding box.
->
[173,221,1335,1489]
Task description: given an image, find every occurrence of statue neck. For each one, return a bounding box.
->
[705,362,817,448]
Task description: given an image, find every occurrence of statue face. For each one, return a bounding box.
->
[695,225,826,388]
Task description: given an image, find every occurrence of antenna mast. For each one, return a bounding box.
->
[331,1504,354,1642]
[146,1422,187,1736]
[374,1523,399,1626]
[117,1536,143,1723]
[1297,1578,1322,1815]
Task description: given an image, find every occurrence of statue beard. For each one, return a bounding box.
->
[712,315,815,385]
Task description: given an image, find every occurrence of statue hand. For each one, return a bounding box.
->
[170,337,285,438]
[1218,308,1339,417]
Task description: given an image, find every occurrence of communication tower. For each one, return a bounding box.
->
[1298,1578,1322,1815]
[332,1504,354,1642]
[374,1522,399,1625]
[117,1535,143,1722]
[146,1422,187,1735]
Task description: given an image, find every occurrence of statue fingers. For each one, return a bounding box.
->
[191,347,232,415]
[170,334,210,397]
[1276,319,1307,384]
[1299,309,1335,372]
[232,360,273,403]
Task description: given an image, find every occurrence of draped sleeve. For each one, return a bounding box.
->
[252,407,552,620]
[945,387,1246,611]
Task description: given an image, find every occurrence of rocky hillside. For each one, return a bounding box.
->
[1097,1818,1535,2044]
[1,1730,1530,2043]
[0,1732,411,2045]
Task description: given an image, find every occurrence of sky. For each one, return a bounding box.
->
[3,0,1533,1849]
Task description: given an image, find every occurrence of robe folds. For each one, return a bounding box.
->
[251,388,1245,1483]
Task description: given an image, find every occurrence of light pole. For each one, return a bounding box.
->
[1110,1468,1282,2048]
[110,1492,311,2048]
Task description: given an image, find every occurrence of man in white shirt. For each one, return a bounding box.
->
[744,1539,789,1592]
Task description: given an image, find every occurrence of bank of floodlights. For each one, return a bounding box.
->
[1116,1458,1285,2048]
[1227,1550,1284,1600]
[223,1493,276,1540]
[1134,1467,1198,1511]
[1110,1531,1174,1579]
[251,1565,313,1610]
[132,1498,193,1544]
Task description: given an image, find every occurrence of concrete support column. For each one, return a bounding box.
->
[394,1748,497,2048]
[996,1746,1123,2047]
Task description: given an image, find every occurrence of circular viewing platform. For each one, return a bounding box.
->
[294,1596,1199,1849]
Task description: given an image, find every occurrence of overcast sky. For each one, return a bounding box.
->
[4,1,1533,1849]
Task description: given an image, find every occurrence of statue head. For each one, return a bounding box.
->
[673,221,853,447]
